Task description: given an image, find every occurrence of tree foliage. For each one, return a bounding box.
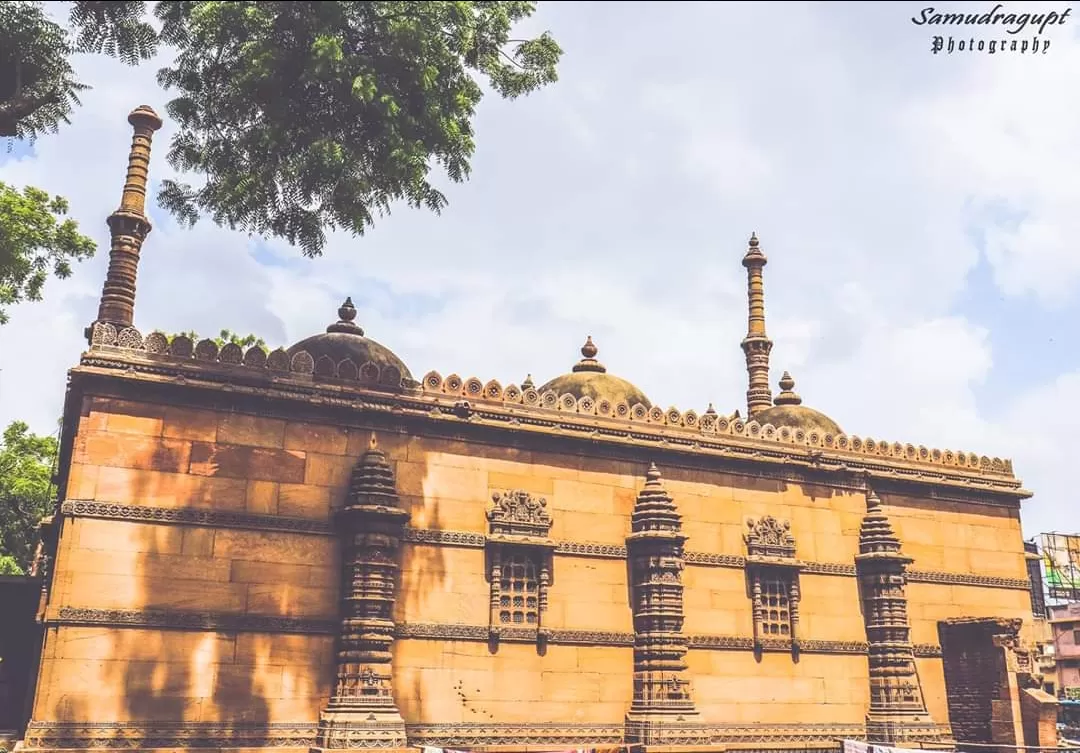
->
[1,1,563,259]
[0,1,154,139]
[0,421,58,575]
[164,328,268,350]
[0,180,97,324]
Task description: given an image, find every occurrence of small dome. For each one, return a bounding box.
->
[287,298,415,385]
[538,337,652,409]
[751,371,842,435]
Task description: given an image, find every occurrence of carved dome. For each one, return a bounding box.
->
[751,371,842,436]
[538,337,652,409]
[287,298,415,386]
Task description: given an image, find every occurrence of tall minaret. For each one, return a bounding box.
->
[87,105,163,341]
[740,232,774,418]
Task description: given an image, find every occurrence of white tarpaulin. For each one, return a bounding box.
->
[422,748,600,753]
[843,740,935,753]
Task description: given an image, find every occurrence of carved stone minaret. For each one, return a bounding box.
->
[313,436,410,753]
[87,105,163,343]
[855,486,943,745]
[740,232,774,419]
[625,463,701,746]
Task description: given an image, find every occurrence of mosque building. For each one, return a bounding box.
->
[15,107,1056,753]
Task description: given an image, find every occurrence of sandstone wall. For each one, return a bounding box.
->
[31,391,1035,741]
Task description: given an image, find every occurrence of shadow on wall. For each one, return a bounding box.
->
[53,395,375,747]
[107,445,272,745]
[392,434,450,724]
[0,576,43,735]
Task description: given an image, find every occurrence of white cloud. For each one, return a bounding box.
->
[1,2,1079,539]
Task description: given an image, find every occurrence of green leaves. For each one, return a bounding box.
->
[1,1,563,260]
[0,181,97,324]
[163,329,268,350]
[0,420,58,575]
[0,2,86,139]
[152,0,563,256]
[69,1,158,64]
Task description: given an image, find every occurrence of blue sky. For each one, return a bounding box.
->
[1,1,1079,539]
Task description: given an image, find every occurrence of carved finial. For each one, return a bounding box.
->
[866,486,882,511]
[629,463,681,535]
[705,403,717,415]
[327,297,364,335]
[773,371,803,406]
[522,374,535,389]
[857,485,905,558]
[646,462,662,484]
[347,436,403,511]
[339,297,357,322]
[88,104,164,340]
[743,232,766,263]
[572,336,606,374]
[581,335,597,359]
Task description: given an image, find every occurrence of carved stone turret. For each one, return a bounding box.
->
[625,463,702,747]
[87,105,163,343]
[740,232,774,419]
[312,436,410,753]
[855,486,943,745]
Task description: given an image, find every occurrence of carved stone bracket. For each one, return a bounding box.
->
[485,490,555,651]
[744,516,804,660]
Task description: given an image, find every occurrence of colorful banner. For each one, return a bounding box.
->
[1041,532,1080,600]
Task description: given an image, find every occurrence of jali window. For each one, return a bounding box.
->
[744,515,804,658]
[485,490,555,649]
[759,571,792,637]
[497,549,541,626]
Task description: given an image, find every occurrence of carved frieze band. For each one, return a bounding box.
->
[22,720,882,749]
[43,609,943,656]
[400,527,1031,591]
[50,607,337,635]
[21,722,321,750]
[407,721,870,747]
[58,503,1031,592]
[396,621,944,656]
[60,500,332,535]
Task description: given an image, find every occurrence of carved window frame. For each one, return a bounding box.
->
[743,515,804,659]
[485,490,556,651]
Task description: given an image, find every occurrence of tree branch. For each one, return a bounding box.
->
[0,89,64,136]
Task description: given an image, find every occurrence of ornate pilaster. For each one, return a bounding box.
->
[855,486,943,745]
[312,437,410,753]
[87,105,163,342]
[740,232,774,418]
[625,463,700,746]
